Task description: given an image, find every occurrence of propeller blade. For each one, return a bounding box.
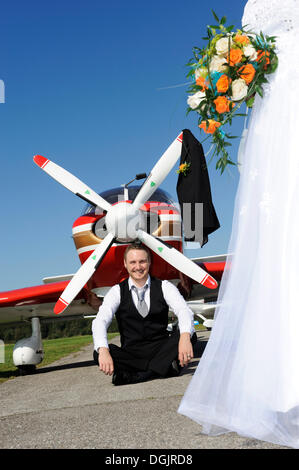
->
[33,155,111,212]
[137,230,218,289]
[54,232,115,314]
[132,132,183,209]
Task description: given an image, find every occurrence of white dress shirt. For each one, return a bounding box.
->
[92,276,195,351]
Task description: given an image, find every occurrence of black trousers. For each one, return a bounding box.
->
[93,330,197,377]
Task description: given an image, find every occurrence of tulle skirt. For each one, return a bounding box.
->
[178,35,299,448]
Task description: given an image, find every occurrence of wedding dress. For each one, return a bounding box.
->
[178,0,299,448]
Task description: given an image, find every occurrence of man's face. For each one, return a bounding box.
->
[124,249,150,284]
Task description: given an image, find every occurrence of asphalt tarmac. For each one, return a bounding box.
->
[0,331,287,450]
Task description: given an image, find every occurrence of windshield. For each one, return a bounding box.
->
[82,185,176,215]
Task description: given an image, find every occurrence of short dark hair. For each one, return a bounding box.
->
[124,242,151,262]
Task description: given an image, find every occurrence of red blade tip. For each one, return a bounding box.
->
[54,298,68,315]
[33,155,49,168]
[202,275,218,289]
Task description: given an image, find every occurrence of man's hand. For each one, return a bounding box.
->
[98,347,114,376]
[178,332,194,367]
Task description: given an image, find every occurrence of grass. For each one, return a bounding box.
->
[0,323,205,385]
[0,333,119,384]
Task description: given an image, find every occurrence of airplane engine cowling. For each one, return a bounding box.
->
[13,318,44,366]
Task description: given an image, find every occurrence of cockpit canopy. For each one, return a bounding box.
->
[82,185,176,215]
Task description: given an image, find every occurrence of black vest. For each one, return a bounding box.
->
[115,277,169,349]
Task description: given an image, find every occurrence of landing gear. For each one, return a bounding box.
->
[13,317,43,375]
[195,313,214,330]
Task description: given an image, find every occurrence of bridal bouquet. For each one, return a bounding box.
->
[186,11,278,173]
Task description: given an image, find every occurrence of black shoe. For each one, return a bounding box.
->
[112,369,156,386]
[112,370,133,386]
[131,370,157,384]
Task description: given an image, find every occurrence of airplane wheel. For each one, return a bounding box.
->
[17,365,36,376]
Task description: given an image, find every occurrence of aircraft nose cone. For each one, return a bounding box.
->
[105,202,146,242]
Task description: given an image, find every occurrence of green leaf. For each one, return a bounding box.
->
[246,96,255,108]
[270,55,279,73]
[211,10,220,22]
[256,85,263,97]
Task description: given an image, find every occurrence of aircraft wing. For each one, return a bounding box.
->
[0,254,227,326]
[0,279,97,326]
[183,254,227,327]
[190,253,227,270]
[190,253,226,285]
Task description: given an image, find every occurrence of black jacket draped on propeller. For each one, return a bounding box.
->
[176,129,220,247]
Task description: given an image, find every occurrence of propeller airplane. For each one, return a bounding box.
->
[0,132,226,374]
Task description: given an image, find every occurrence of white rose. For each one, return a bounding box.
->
[215,37,231,56]
[243,44,258,61]
[209,55,228,73]
[194,67,208,79]
[187,90,206,109]
[231,79,248,101]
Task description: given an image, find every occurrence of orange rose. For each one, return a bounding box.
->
[196,76,208,91]
[257,50,270,69]
[234,34,250,45]
[199,119,221,134]
[216,74,231,93]
[227,48,243,66]
[214,96,231,114]
[238,63,256,84]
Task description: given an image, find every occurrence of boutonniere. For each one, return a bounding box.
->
[177,162,191,176]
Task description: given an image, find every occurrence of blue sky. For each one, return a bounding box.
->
[0,0,247,291]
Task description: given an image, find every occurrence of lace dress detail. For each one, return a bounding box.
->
[242,0,299,35]
[243,0,299,91]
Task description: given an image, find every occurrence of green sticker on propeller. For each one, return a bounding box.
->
[150,182,156,187]
[158,247,163,253]
[85,190,91,195]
